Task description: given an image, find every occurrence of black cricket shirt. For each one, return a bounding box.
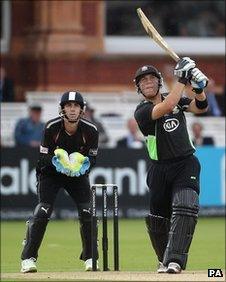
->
[37,117,99,175]
[134,94,195,161]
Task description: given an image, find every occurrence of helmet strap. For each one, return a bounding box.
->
[59,108,83,123]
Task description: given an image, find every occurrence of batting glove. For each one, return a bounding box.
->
[190,68,208,93]
[174,57,196,79]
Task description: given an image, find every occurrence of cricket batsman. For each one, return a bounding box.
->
[134,57,208,273]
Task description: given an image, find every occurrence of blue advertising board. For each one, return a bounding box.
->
[1,147,225,219]
[195,147,225,206]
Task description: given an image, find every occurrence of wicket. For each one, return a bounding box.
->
[91,184,119,271]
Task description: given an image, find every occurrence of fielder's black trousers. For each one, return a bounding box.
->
[21,173,93,261]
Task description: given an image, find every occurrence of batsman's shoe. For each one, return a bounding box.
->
[21,258,37,273]
[166,262,181,274]
[157,261,167,273]
[84,258,99,271]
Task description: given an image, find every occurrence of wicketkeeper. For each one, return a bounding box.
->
[134,58,208,273]
[20,91,99,272]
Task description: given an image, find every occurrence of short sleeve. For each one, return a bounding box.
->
[87,129,99,158]
[134,102,155,136]
[84,129,99,169]
[40,125,53,154]
[37,125,55,171]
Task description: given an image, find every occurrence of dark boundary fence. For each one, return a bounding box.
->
[1,147,225,220]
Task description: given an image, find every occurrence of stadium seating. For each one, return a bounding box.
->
[1,92,225,147]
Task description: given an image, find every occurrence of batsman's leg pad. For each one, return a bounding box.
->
[78,204,99,261]
[21,203,53,260]
[163,188,199,269]
[145,214,170,262]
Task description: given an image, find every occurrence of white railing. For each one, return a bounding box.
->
[1,91,225,147]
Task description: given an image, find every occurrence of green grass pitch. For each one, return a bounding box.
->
[1,217,225,273]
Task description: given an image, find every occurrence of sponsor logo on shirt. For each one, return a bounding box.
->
[40,145,48,154]
[89,148,98,156]
[163,118,179,132]
[41,207,49,214]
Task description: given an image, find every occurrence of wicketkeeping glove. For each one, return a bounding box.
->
[52,149,90,177]
[79,157,90,175]
[190,67,208,94]
[52,148,71,176]
[174,57,196,79]
[69,152,90,177]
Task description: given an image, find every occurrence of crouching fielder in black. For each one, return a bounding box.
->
[20,91,99,273]
[134,58,209,274]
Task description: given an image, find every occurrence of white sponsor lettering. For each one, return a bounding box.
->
[89,160,147,196]
[0,159,36,195]
[40,145,48,154]
[89,148,98,156]
[115,168,137,195]
[0,167,19,195]
[0,159,148,196]
[41,207,49,214]
[163,118,179,132]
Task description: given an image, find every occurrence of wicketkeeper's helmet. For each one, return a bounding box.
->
[60,91,85,109]
[59,91,85,123]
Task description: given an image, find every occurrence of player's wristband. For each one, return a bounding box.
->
[195,98,208,109]
[178,77,188,85]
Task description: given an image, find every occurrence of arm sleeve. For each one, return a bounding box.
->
[85,129,99,169]
[134,103,154,132]
[178,97,192,111]
[37,125,55,171]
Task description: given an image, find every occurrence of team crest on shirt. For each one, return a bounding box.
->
[40,145,48,154]
[89,148,98,156]
[141,66,148,71]
[163,118,179,132]
[172,105,180,114]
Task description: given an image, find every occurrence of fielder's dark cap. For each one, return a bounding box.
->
[60,91,85,109]
[29,104,42,111]
[134,65,161,85]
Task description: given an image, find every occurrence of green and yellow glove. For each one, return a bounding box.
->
[51,148,71,176]
[69,152,90,177]
[51,148,90,177]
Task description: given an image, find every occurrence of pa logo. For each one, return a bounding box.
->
[208,269,223,277]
